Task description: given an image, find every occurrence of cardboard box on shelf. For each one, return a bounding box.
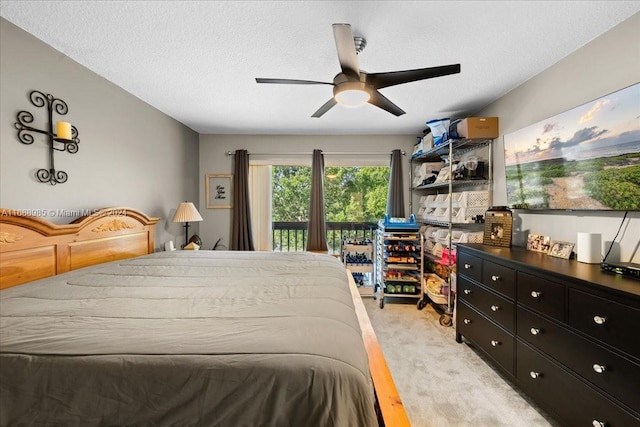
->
[455,117,498,139]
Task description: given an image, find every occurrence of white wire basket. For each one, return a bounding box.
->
[431,242,445,258]
[423,226,443,240]
[424,194,437,207]
[423,239,436,253]
[449,206,488,224]
[434,207,448,220]
[421,207,437,221]
[434,193,450,207]
[456,231,484,243]
[451,191,490,208]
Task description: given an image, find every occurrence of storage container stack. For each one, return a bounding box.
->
[418,190,489,225]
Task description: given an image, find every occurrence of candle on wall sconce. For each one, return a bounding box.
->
[14,90,80,185]
[56,121,72,140]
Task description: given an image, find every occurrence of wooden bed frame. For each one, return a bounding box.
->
[0,207,158,289]
[347,270,412,427]
[0,207,410,427]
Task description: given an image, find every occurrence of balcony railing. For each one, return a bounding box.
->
[272,221,378,254]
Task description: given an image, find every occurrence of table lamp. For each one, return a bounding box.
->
[172,202,203,248]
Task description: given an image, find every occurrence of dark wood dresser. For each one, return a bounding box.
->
[455,243,640,427]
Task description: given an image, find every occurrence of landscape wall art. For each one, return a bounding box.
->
[504,83,640,211]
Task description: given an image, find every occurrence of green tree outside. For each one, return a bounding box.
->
[272,166,312,222]
[272,166,390,222]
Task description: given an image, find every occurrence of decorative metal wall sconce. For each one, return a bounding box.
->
[14,90,80,185]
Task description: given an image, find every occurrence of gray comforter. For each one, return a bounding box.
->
[0,251,377,426]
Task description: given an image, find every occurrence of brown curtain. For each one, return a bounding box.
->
[386,149,405,217]
[306,149,328,252]
[230,149,255,251]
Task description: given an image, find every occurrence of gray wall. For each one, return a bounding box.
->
[198,134,415,249]
[0,18,199,250]
[479,12,640,263]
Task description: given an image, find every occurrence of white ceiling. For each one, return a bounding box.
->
[1,1,639,135]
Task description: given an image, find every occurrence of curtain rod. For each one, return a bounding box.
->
[225,151,405,156]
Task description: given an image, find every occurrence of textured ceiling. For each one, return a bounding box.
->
[1,1,639,135]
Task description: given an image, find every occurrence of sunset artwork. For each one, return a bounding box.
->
[503,83,640,210]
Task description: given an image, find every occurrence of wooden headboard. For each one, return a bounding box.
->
[0,207,159,290]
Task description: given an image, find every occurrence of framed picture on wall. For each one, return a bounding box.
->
[206,174,232,209]
[503,83,640,211]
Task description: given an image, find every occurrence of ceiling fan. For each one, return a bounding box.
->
[256,23,461,118]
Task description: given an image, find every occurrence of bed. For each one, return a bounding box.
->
[0,208,409,426]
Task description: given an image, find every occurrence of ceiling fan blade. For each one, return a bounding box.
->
[367,64,461,89]
[368,90,406,116]
[311,98,338,118]
[255,78,333,85]
[332,23,360,77]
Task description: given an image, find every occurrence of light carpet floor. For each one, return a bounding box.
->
[364,297,561,427]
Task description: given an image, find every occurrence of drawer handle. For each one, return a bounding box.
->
[463,289,472,295]
[593,364,606,374]
[530,327,540,335]
[490,305,500,312]
[491,275,500,281]
[592,421,606,427]
[530,291,541,298]
[463,319,472,325]
[593,315,607,325]
[490,340,500,347]
[529,371,540,379]
[464,263,472,269]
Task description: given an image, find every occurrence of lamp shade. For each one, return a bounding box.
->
[172,202,203,223]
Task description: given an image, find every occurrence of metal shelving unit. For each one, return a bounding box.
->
[342,239,376,298]
[376,227,421,309]
[411,138,493,326]
[413,179,490,191]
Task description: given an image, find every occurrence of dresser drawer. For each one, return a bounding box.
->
[482,260,515,299]
[569,289,640,358]
[457,300,514,375]
[458,251,482,282]
[459,277,514,333]
[517,271,565,321]
[517,340,639,427]
[518,305,640,412]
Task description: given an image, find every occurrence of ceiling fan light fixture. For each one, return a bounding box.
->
[335,90,370,107]
[333,81,371,107]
